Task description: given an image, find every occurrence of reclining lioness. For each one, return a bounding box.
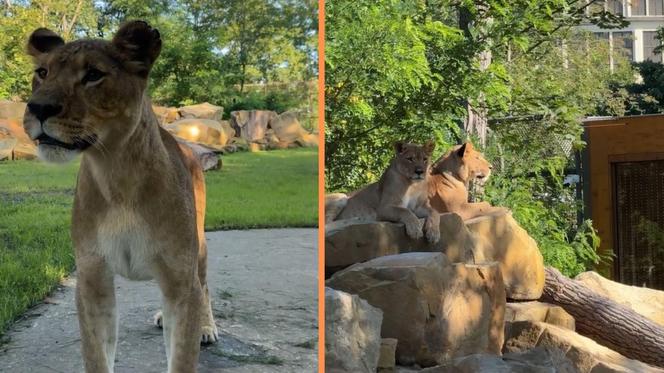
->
[335,141,440,243]
[428,142,505,220]
[23,21,216,372]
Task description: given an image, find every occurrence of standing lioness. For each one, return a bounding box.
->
[335,141,440,242]
[23,21,216,372]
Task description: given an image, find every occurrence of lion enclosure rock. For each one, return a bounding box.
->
[0,118,37,160]
[327,253,506,367]
[0,100,26,119]
[177,102,224,121]
[230,110,277,142]
[325,210,545,300]
[504,321,664,372]
[164,118,235,147]
[465,211,545,300]
[505,302,575,331]
[152,105,180,124]
[419,348,577,373]
[325,287,383,373]
[575,271,664,326]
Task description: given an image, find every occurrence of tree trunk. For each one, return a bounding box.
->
[541,266,664,368]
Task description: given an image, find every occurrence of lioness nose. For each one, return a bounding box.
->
[415,168,424,175]
[27,102,62,123]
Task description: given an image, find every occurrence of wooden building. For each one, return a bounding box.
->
[583,114,664,290]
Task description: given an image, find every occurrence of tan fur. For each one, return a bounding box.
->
[335,141,440,242]
[428,142,506,220]
[23,21,216,373]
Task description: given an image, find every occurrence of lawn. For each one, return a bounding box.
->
[0,148,317,335]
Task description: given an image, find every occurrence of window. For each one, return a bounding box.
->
[608,0,624,15]
[613,32,634,61]
[643,31,662,61]
[648,0,664,15]
[632,0,646,15]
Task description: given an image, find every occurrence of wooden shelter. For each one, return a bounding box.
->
[582,114,664,289]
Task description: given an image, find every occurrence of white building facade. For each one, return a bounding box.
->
[578,0,664,63]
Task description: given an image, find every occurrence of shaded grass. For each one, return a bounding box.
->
[0,148,317,335]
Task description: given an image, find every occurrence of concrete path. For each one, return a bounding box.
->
[0,229,318,372]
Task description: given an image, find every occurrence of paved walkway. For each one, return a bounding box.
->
[0,229,318,372]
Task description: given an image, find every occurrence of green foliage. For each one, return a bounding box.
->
[326,0,628,276]
[0,0,317,112]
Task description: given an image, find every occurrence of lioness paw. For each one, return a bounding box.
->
[201,324,219,344]
[153,310,163,328]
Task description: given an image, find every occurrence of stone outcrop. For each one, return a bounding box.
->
[178,102,223,121]
[0,119,36,160]
[327,252,505,367]
[0,101,26,120]
[229,110,277,142]
[165,118,235,147]
[325,287,383,373]
[326,210,545,300]
[504,321,664,372]
[505,301,575,330]
[575,271,664,327]
[377,338,397,372]
[325,213,473,276]
[465,212,545,300]
[152,105,180,124]
[268,110,307,143]
[420,347,577,373]
[174,138,221,171]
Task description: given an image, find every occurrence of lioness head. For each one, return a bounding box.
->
[432,141,492,183]
[23,20,161,163]
[393,141,435,181]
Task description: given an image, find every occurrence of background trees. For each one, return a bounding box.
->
[0,0,318,116]
[325,0,638,276]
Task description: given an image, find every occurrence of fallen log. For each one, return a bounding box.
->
[541,266,664,368]
[175,137,221,171]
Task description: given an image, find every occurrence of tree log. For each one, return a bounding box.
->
[541,266,664,368]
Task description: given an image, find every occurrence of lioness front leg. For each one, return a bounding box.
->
[378,205,423,240]
[76,256,117,373]
[155,264,203,373]
[423,208,440,243]
[197,240,218,343]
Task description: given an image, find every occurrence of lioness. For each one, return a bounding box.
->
[335,141,440,242]
[23,21,216,372]
[428,142,505,220]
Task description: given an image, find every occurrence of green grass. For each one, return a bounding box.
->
[0,148,317,335]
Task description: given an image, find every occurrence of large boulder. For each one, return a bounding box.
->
[165,118,235,146]
[325,214,475,276]
[420,347,577,373]
[295,132,318,148]
[504,321,664,372]
[505,301,575,331]
[327,253,505,367]
[465,211,545,300]
[575,271,664,327]
[152,105,180,124]
[229,110,277,142]
[0,119,36,160]
[174,138,221,171]
[177,102,223,121]
[325,287,383,373]
[377,338,397,372]
[268,111,307,143]
[0,101,26,120]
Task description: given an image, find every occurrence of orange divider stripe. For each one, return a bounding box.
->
[317,0,326,372]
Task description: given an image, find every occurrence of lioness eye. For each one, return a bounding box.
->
[35,68,48,79]
[82,68,106,83]
[407,157,414,162]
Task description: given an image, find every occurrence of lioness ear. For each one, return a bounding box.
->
[424,140,436,154]
[457,143,468,158]
[27,28,64,58]
[112,20,162,77]
[394,141,405,154]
